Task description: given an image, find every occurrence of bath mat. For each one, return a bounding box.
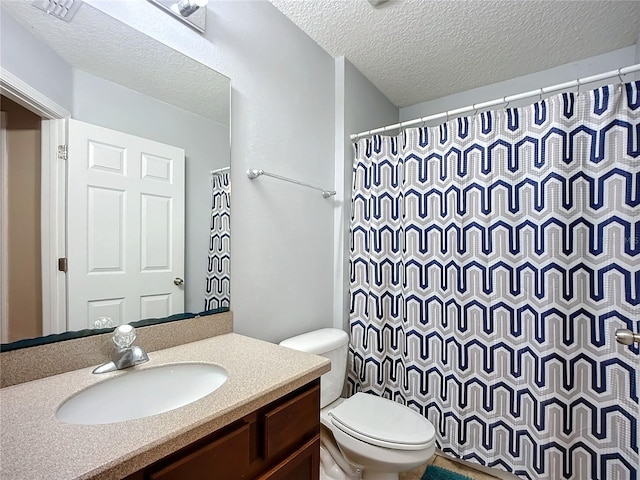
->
[421,465,473,480]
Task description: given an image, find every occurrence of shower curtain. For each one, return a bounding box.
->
[348,82,640,480]
[204,171,230,310]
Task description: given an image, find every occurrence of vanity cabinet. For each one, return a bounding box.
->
[124,380,320,480]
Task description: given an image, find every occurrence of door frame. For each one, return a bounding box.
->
[0,67,70,336]
[1,111,7,343]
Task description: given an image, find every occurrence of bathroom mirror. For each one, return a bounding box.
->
[0,1,230,347]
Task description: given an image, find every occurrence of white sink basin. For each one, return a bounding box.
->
[56,363,227,425]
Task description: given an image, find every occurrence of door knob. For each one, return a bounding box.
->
[173,277,184,286]
[615,329,640,345]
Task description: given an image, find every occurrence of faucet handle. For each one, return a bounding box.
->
[112,324,137,348]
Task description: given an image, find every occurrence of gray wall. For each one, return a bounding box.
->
[216,1,336,342]
[401,46,637,121]
[72,70,230,313]
[0,7,73,111]
[333,57,398,330]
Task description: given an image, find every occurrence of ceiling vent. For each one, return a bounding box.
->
[31,0,83,22]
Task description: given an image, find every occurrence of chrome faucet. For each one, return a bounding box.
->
[93,324,149,374]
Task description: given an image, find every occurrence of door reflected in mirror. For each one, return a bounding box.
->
[0,0,230,346]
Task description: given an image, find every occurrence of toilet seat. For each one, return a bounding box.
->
[328,392,435,451]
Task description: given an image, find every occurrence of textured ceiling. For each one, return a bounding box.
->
[270,0,640,108]
[1,0,230,125]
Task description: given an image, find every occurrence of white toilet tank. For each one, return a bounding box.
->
[279,328,349,408]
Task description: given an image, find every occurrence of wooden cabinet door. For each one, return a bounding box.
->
[148,423,251,480]
[257,435,320,480]
[263,383,319,460]
[123,380,322,480]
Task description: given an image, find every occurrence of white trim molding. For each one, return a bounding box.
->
[0,68,70,336]
[0,67,70,120]
[40,119,67,335]
[0,112,8,343]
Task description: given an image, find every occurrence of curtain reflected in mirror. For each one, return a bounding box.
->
[205,169,230,310]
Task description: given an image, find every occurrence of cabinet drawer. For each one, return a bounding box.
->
[148,422,250,480]
[257,434,320,480]
[263,383,320,459]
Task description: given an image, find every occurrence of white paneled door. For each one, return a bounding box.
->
[67,119,185,330]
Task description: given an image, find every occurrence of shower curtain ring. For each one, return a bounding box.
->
[503,97,509,110]
[618,67,624,83]
[576,79,581,97]
[472,104,478,117]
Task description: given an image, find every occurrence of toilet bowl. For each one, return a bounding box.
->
[279,328,436,480]
[321,395,435,480]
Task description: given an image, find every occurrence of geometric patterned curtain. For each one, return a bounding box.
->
[348,82,640,480]
[204,171,230,310]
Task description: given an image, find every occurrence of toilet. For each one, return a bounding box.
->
[280,328,436,480]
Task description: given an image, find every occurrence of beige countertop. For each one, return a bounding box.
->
[0,333,330,480]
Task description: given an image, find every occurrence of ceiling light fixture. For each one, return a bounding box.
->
[147,0,208,33]
[172,0,207,17]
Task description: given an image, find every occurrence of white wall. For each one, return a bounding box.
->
[401,46,637,121]
[333,57,398,330]
[72,70,230,313]
[86,0,337,342]
[0,7,73,111]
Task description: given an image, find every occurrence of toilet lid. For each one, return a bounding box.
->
[328,392,435,451]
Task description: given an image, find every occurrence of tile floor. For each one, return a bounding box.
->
[400,454,500,480]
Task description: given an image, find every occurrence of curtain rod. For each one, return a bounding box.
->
[350,63,640,141]
[247,168,336,198]
[210,166,230,174]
